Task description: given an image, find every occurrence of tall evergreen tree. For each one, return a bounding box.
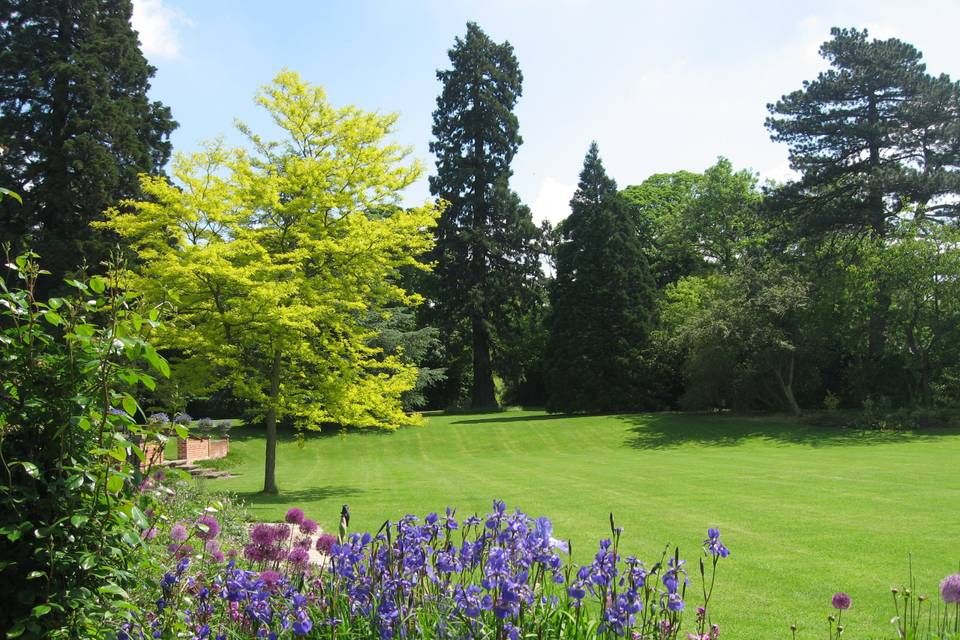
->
[545,143,656,413]
[765,27,960,361]
[428,22,542,408]
[0,0,177,284]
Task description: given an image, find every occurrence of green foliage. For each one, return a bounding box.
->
[102,71,438,493]
[766,27,960,236]
[0,252,170,638]
[428,22,545,408]
[661,261,810,414]
[0,0,177,289]
[546,143,656,412]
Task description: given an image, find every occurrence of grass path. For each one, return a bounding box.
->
[207,410,960,638]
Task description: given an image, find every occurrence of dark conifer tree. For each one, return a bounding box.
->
[0,0,177,285]
[766,27,960,362]
[545,143,656,412]
[428,22,542,408]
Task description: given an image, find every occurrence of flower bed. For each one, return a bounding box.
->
[120,502,729,639]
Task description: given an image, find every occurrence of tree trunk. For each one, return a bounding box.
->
[774,353,801,416]
[262,348,281,495]
[471,315,497,408]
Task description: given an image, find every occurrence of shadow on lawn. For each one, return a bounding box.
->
[622,413,960,450]
[234,485,365,507]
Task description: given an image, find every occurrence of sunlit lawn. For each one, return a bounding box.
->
[204,410,960,638]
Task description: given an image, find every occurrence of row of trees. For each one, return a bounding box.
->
[2,9,959,445]
[422,25,960,414]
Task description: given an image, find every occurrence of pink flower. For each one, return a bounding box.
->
[284,508,305,525]
[141,526,157,541]
[941,574,960,604]
[169,523,188,543]
[251,523,274,546]
[195,514,220,540]
[315,533,336,555]
[287,547,310,567]
[832,592,851,610]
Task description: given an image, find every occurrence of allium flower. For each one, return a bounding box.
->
[300,519,319,535]
[169,523,188,543]
[287,547,310,567]
[210,550,225,563]
[940,574,960,603]
[832,592,851,610]
[147,413,170,425]
[173,412,192,426]
[141,526,157,541]
[195,514,220,540]
[251,523,274,546]
[315,533,336,555]
[273,523,291,541]
[285,508,305,525]
[260,570,281,588]
[295,536,312,550]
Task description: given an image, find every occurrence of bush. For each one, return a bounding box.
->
[0,253,172,638]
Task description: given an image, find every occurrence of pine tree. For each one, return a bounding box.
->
[766,27,960,365]
[0,0,176,285]
[428,22,543,408]
[545,143,657,412]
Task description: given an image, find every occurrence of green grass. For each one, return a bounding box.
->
[205,410,960,638]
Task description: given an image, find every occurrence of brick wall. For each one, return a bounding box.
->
[177,437,230,462]
[140,441,165,472]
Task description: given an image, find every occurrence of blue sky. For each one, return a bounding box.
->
[132,0,960,225]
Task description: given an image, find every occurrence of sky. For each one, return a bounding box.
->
[131,0,960,226]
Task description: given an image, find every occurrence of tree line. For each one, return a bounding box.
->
[422,24,960,416]
[2,5,959,443]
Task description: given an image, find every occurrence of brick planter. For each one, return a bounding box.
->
[139,440,165,472]
[177,437,230,463]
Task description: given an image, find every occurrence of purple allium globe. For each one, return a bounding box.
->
[195,514,220,541]
[250,523,274,546]
[210,550,225,563]
[300,518,319,535]
[272,523,291,541]
[169,523,188,543]
[260,570,281,588]
[172,412,192,426]
[831,592,851,610]
[141,526,157,541]
[285,507,305,525]
[287,547,310,567]
[941,574,960,603]
[295,536,312,550]
[315,533,336,555]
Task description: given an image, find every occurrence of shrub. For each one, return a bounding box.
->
[0,253,172,638]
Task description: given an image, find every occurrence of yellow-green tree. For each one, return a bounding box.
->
[101,71,438,493]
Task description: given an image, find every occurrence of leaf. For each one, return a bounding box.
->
[121,394,137,417]
[80,555,95,570]
[26,571,45,580]
[88,276,106,293]
[130,506,148,529]
[6,622,25,638]
[106,473,124,494]
[98,583,129,599]
[43,311,63,326]
[31,604,51,617]
[69,515,88,528]
[0,187,23,204]
[173,423,189,439]
[17,461,39,479]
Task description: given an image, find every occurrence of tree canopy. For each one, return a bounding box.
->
[102,71,438,493]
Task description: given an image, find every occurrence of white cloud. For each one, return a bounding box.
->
[530,177,576,226]
[132,0,191,60]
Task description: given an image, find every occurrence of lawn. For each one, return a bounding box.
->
[204,410,960,638]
